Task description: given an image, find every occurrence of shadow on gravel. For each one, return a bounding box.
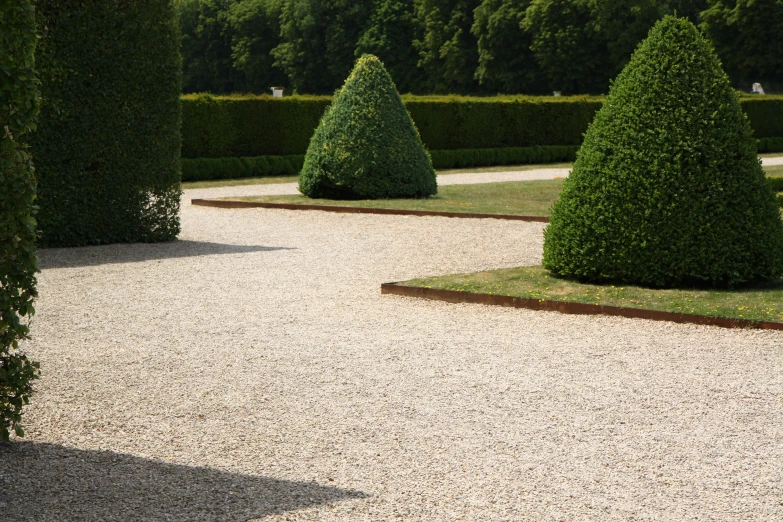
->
[39,240,294,269]
[0,441,367,520]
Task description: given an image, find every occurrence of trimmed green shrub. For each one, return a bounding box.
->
[32,0,182,247]
[0,0,41,442]
[543,17,783,288]
[180,93,783,160]
[299,55,436,199]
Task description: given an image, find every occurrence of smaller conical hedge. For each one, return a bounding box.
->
[299,55,437,199]
[543,16,783,288]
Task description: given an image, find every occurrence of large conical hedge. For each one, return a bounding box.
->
[299,55,437,199]
[543,16,783,288]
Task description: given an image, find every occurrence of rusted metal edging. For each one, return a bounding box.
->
[380,282,783,331]
[191,199,550,223]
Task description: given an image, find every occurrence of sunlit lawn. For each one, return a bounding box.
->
[402,265,783,323]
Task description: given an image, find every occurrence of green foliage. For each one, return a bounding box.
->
[742,97,783,138]
[272,0,374,94]
[33,0,182,247]
[429,145,577,168]
[524,0,673,94]
[472,0,545,94]
[414,0,482,94]
[543,17,783,288]
[759,137,783,153]
[701,0,783,91]
[181,93,332,157]
[355,0,425,94]
[299,55,436,199]
[182,155,304,181]
[404,95,601,149]
[768,177,783,192]
[181,94,604,157]
[227,0,287,92]
[181,0,247,94]
[0,0,41,441]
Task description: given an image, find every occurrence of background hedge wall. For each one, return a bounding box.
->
[181,94,783,162]
[32,0,182,247]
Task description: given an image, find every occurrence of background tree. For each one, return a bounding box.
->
[700,0,783,91]
[414,0,483,94]
[472,0,545,93]
[181,0,246,93]
[227,0,287,93]
[523,0,610,93]
[272,0,374,94]
[355,0,425,93]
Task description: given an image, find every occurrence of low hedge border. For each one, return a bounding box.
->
[181,145,580,181]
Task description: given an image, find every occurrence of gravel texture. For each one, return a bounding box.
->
[2,174,783,521]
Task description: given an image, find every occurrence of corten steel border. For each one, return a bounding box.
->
[191,199,550,223]
[381,282,783,331]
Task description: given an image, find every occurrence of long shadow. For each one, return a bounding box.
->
[0,441,367,521]
[39,240,294,269]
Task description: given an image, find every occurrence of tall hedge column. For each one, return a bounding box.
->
[32,0,182,247]
[0,0,41,441]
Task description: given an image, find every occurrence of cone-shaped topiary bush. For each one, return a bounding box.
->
[543,16,783,288]
[299,55,437,199]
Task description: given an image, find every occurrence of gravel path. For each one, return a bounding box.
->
[2,198,782,520]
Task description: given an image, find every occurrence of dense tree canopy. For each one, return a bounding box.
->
[701,0,783,92]
[179,0,782,95]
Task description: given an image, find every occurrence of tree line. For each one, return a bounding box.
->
[180,0,783,96]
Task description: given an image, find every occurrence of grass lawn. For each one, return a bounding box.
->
[765,164,783,177]
[401,265,783,323]
[226,179,564,217]
[224,162,782,217]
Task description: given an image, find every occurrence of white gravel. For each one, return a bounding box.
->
[2,177,782,520]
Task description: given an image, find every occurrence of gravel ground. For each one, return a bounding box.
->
[2,188,782,520]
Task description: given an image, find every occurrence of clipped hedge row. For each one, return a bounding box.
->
[181,94,783,159]
[181,145,578,181]
[182,155,305,181]
[429,145,578,170]
[32,0,182,247]
[769,177,783,192]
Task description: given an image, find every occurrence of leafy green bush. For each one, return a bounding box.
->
[543,16,783,288]
[32,0,182,247]
[0,0,41,442]
[299,55,436,199]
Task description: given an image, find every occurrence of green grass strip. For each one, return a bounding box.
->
[402,265,783,323]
